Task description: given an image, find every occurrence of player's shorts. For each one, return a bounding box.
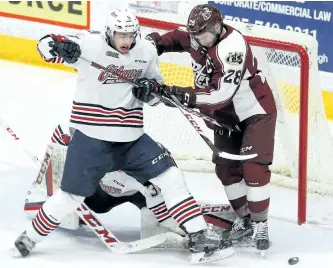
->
[60,130,175,197]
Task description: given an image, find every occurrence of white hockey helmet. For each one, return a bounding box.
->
[105,9,140,40]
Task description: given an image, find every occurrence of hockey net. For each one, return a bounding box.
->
[28,16,333,225]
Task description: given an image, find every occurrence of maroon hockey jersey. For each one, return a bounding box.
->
[148,24,277,128]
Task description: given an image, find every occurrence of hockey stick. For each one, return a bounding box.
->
[0,117,40,165]
[159,94,256,161]
[0,119,167,253]
[0,119,63,191]
[79,56,256,161]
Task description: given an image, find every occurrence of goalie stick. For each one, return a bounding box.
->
[0,119,167,253]
[79,56,257,161]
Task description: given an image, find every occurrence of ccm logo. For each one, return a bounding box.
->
[240,146,252,153]
[152,151,169,164]
[185,114,203,133]
[6,127,19,140]
[201,205,231,213]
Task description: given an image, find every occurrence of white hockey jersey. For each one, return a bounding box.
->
[37,30,163,142]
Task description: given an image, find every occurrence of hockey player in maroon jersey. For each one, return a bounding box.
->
[133,4,277,251]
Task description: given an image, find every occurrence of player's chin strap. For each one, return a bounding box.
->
[79,56,257,161]
[0,117,168,253]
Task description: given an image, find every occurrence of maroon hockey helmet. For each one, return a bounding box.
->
[187,4,223,47]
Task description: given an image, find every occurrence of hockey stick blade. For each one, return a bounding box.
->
[114,234,167,253]
[218,151,257,160]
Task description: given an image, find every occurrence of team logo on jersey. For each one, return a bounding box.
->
[98,64,143,84]
[191,57,213,88]
[99,181,122,195]
[106,51,119,58]
[226,52,243,65]
[202,8,212,20]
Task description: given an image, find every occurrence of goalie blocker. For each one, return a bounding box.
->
[24,124,237,242]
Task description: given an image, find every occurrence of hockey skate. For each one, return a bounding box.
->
[223,215,253,247]
[13,231,36,257]
[251,221,270,254]
[188,224,235,264]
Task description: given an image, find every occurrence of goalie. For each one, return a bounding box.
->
[24,124,238,250]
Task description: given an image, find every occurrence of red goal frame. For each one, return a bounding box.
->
[137,16,310,225]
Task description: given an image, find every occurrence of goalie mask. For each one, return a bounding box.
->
[105,8,141,54]
[187,4,223,48]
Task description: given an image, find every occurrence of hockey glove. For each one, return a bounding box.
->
[48,35,82,64]
[163,85,196,108]
[132,78,162,103]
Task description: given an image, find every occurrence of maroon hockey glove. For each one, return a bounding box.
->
[163,85,196,108]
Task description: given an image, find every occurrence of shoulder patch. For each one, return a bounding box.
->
[226,52,243,65]
[87,30,101,34]
[105,51,119,58]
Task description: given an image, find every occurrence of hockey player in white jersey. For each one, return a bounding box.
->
[14,9,234,263]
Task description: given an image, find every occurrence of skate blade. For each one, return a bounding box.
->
[189,247,235,264]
